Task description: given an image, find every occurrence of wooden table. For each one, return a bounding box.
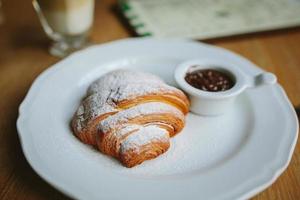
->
[0,0,299,199]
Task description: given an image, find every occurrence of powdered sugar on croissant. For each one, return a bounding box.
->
[72,69,189,167]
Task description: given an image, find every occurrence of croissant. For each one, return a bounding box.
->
[72,69,189,167]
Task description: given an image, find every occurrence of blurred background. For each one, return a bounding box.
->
[0,0,299,199]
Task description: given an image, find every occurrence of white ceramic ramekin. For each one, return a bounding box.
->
[174,59,277,116]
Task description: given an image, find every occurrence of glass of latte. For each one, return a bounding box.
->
[33,0,95,57]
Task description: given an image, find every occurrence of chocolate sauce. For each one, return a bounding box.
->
[185,69,234,92]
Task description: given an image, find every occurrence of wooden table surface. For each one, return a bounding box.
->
[0,0,299,199]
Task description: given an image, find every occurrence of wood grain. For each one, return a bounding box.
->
[0,0,299,199]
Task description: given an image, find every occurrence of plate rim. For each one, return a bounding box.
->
[16,38,299,200]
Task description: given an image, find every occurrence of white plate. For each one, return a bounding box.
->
[17,38,298,200]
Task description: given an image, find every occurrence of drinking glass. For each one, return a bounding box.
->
[32,0,95,57]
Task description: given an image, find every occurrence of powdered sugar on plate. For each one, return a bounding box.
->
[74,70,252,177]
[95,95,253,177]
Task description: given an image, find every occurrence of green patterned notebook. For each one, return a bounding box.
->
[119,0,300,39]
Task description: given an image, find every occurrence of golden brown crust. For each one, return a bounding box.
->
[117,92,190,115]
[72,90,189,146]
[120,141,170,168]
[72,112,117,145]
[96,111,184,158]
[72,70,190,167]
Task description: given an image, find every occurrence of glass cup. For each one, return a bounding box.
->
[32,0,95,57]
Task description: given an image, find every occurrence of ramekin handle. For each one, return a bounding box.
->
[247,72,277,88]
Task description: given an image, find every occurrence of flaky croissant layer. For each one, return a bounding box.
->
[72,69,189,167]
